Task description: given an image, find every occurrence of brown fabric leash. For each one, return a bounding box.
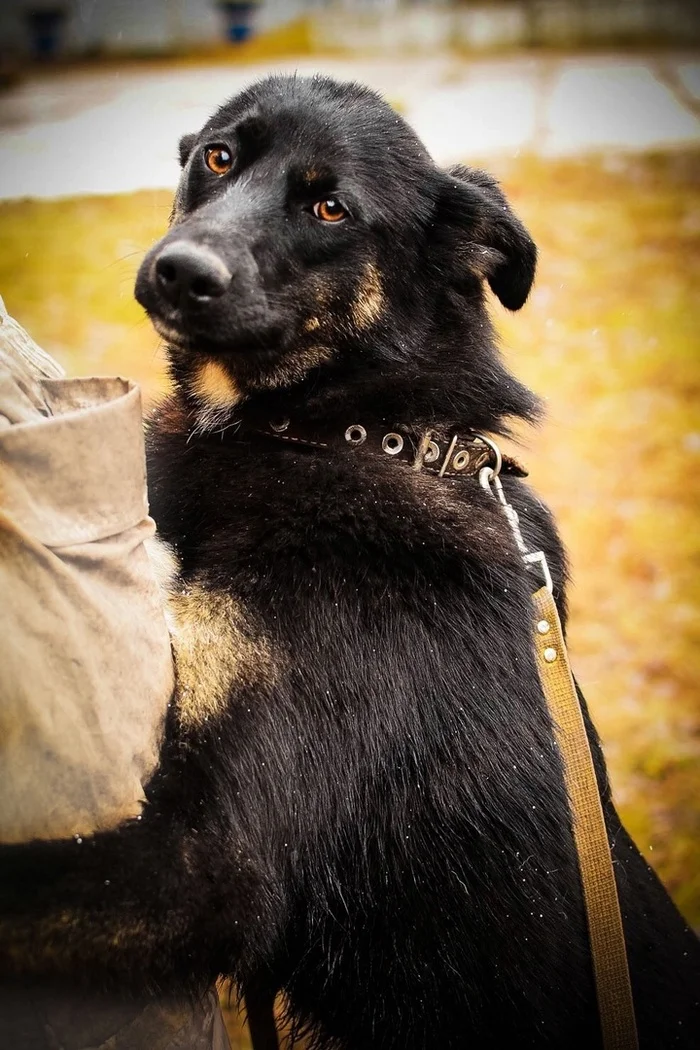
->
[532,587,638,1050]
[478,460,639,1050]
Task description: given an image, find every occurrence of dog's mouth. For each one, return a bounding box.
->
[150,313,193,351]
[147,307,291,360]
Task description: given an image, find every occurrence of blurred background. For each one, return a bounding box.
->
[0,1,698,1045]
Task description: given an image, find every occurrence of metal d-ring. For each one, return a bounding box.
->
[473,432,503,477]
[269,418,290,433]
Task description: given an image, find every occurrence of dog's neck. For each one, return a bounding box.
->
[167,318,542,442]
[178,362,539,441]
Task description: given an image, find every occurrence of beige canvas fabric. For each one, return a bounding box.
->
[0,298,232,1047]
[0,297,174,843]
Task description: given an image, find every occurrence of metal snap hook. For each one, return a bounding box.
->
[479,460,554,594]
[479,465,496,493]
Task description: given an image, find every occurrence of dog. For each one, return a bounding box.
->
[2,74,699,1048]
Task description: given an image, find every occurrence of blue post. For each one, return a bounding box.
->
[25,7,68,61]
[217,2,258,45]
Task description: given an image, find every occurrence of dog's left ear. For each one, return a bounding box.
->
[441,164,537,311]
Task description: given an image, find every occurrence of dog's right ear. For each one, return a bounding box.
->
[438,165,537,311]
[178,133,197,168]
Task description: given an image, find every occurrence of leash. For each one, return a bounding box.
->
[236,419,638,1049]
[479,440,639,1050]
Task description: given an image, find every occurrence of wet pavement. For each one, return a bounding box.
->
[0,51,698,200]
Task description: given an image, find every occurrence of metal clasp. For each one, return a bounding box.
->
[478,438,553,594]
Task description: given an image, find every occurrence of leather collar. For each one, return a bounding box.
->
[236,418,527,480]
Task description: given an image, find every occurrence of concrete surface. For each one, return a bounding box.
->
[0,51,698,200]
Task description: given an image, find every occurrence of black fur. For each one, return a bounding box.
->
[1,75,698,1048]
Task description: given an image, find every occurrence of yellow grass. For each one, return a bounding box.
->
[494,151,700,926]
[1,149,698,1040]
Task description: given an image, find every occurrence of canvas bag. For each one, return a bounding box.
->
[0,296,174,843]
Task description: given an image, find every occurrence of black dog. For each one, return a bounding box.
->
[2,74,699,1048]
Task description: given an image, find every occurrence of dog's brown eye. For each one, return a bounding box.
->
[313,199,346,223]
[204,145,233,176]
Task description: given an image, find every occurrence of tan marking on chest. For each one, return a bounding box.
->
[144,534,181,636]
[351,262,384,329]
[167,582,280,729]
[144,534,180,592]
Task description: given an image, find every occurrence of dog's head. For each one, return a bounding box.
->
[136,75,537,430]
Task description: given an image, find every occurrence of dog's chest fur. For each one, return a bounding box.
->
[146,402,602,1041]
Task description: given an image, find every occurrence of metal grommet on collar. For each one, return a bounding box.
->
[345,424,367,446]
[381,432,404,456]
[423,440,440,464]
[452,449,471,471]
[269,418,290,433]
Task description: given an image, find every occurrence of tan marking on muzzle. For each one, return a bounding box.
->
[191,359,241,410]
[351,262,384,329]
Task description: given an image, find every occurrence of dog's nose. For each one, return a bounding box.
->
[154,242,231,307]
